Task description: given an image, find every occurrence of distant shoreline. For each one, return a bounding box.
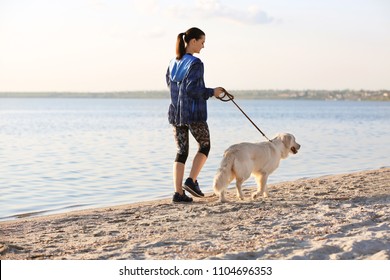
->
[0,90,389,101]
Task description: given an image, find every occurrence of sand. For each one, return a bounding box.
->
[1,168,389,260]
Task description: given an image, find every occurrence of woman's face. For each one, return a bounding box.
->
[191,35,205,53]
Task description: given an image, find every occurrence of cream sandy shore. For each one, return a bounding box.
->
[1,168,389,260]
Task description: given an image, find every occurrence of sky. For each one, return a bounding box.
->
[0,0,389,92]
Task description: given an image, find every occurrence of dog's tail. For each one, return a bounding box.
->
[213,150,235,196]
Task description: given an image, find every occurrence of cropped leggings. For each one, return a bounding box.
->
[173,121,211,164]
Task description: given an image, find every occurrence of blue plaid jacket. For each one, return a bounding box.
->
[166,54,214,126]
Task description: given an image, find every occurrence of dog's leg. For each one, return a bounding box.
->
[252,174,269,200]
[236,178,244,200]
[262,182,269,198]
[260,174,269,197]
[219,190,228,203]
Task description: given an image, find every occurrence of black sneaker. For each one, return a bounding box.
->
[183,178,204,197]
[172,191,193,203]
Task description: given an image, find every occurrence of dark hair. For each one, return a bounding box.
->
[176,27,205,60]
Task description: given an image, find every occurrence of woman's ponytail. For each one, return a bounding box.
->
[176,32,186,60]
[175,28,205,60]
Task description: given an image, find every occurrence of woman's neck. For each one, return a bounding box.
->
[185,46,195,55]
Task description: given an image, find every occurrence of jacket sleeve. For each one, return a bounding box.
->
[166,67,171,88]
[185,61,214,100]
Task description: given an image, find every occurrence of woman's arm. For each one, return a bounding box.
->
[166,67,171,88]
[185,61,214,100]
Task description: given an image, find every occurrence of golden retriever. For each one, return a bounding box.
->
[213,133,300,202]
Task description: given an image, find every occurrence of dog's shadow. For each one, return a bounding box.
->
[195,190,268,206]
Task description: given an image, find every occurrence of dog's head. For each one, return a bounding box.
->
[275,133,301,158]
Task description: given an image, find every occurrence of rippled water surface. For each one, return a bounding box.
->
[0,98,389,220]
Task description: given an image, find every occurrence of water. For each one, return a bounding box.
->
[0,98,389,220]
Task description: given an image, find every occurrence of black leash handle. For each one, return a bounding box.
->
[217,89,272,142]
[216,90,235,102]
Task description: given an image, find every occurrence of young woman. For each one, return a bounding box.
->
[166,27,224,203]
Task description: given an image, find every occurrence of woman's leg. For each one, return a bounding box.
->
[172,125,189,194]
[188,122,210,181]
[189,153,207,182]
[173,162,185,194]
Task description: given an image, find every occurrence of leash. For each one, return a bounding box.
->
[217,89,272,142]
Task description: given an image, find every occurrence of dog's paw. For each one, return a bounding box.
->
[251,192,260,200]
[216,194,228,203]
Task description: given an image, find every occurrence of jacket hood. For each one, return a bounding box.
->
[169,54,198,82]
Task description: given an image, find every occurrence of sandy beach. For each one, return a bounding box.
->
[1,168,389,260]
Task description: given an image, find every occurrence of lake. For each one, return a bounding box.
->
[0,98,389,220]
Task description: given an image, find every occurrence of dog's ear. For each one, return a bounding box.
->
[281,134,293,148]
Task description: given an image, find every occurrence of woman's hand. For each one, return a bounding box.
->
[213,87,225,98]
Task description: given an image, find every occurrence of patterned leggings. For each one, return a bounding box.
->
[173,121,211,164]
